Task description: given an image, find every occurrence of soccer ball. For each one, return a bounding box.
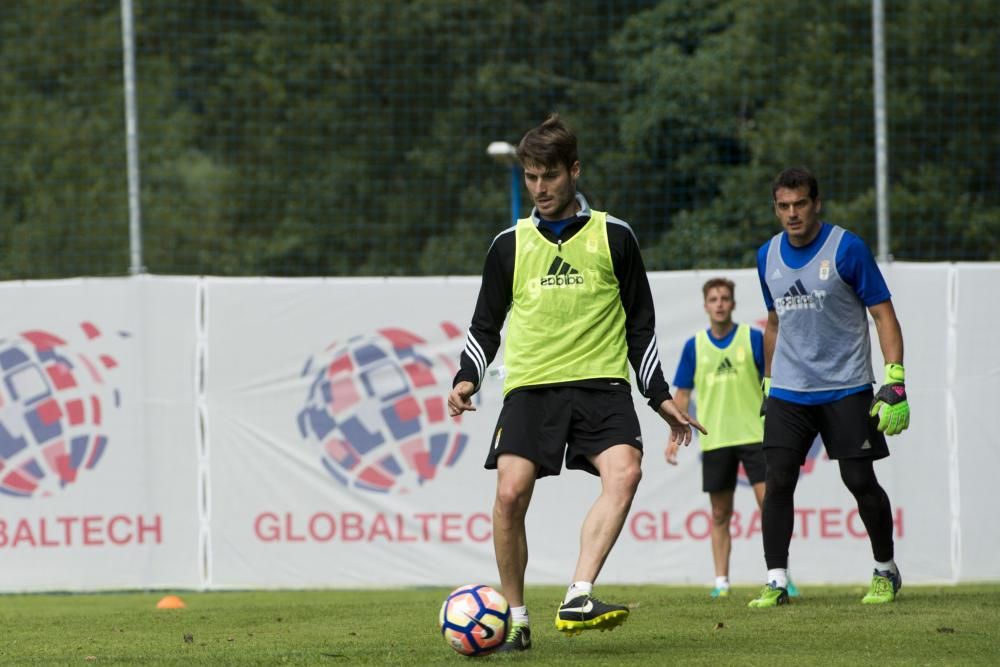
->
[439,584,510,656]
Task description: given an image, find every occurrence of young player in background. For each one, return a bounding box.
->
[667,278,798,599]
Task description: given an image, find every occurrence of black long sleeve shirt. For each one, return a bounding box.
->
[454,195,672,413]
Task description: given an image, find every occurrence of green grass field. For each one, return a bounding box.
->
[1,584,998,665]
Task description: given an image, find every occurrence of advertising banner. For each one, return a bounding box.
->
[0,277,201,591]
[203,277,494,588]
[202,266,999,588]
[1,264,996,592]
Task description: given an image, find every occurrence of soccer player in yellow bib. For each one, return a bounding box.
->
[666,278,797,599]
[448,114,705,651]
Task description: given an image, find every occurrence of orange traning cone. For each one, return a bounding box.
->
[156,595,186,609]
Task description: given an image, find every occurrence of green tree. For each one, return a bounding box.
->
[0,1,129,278]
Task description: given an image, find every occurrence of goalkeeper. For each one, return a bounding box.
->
[749,167,910,609]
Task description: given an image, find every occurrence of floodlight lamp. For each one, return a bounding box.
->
[486,141,518,165]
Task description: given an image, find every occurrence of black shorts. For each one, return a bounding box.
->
[763,389,889,463]
[485,386,643,478]
[701,444,766,493]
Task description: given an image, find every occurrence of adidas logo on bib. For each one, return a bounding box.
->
[540,257,585,287]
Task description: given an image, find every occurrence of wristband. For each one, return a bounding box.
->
[884,363,905,384]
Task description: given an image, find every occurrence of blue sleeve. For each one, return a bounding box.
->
[757,242,774,311]
[672,336,697,389]
[750,327,765,378]
[836,232,891,306]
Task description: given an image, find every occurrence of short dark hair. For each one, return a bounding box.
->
[772,166,819,200]
[702,277,735,300]
[516,113,578,171]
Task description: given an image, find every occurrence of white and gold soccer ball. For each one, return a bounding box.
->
[439,584,510,656]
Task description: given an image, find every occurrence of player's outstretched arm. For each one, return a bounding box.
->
[448,381,477,418]
[657,398,706,450]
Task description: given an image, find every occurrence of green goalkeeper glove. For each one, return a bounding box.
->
[869,363,909,435]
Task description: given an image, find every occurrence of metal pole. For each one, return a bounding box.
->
[509,165,521,226]
[487,141,521,227]
[120,0,144,274]
[872,0,890,262]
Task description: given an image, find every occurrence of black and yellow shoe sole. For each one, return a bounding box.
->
[554,609,629,636]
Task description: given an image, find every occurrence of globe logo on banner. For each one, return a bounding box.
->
[296,323,470,494]
[0,323,125,498]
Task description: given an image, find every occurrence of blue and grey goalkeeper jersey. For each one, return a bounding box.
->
[764,225,875,392]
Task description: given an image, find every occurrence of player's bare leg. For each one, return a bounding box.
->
[571,444,642,581]
[556,444,641,635]
[492,454,537,608]
[709,489,735,597]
